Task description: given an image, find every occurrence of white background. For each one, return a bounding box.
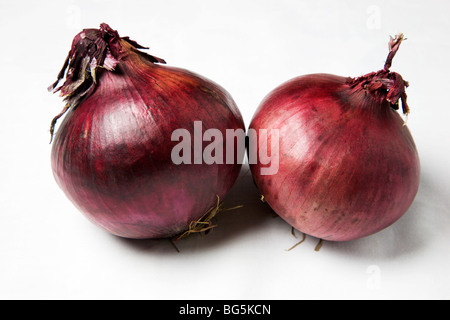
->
[1,0,449,300]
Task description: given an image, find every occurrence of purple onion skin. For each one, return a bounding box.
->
[51,31,245,239]
[249,71,420,241]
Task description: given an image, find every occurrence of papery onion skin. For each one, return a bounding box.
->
[50,24,245,239]
[249,35,420,241]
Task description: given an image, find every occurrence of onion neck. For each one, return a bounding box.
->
[48,23,166,142]
[346,34,409,116]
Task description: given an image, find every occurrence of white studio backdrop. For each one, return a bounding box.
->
[0,0,449,299]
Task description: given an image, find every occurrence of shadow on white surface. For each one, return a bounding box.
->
[111,163,445,261]
[322,167,449,259]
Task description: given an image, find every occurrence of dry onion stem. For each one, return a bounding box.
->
[286,227,324,252]
[173,195,243,243]
[286,228,306,251]
[260,194,266,203]
[314,239,324,252]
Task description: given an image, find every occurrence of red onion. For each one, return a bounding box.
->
[49,23,245,239]
[249,34,420,241]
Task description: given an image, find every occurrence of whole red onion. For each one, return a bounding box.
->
[49,23,245,239]
[249,34,420,241]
